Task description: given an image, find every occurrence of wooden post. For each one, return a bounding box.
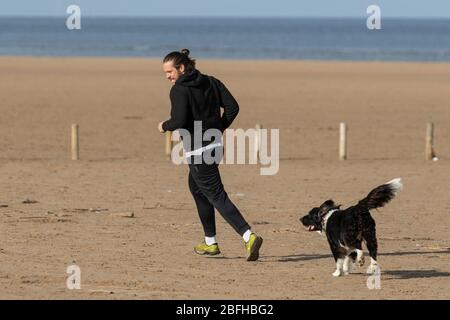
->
[71,124,79,160]
[425,122,434,161]
[339,122,347,160]
[255,124,262,163]
[165,131,173,160]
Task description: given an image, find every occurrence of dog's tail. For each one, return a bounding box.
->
[358,178,403,210]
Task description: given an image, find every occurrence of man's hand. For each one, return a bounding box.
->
[158,121,165,133]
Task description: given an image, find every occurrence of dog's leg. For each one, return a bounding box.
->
[354,241,365,267]
[333,258,344,277]
[329,242,344,277]
[366,243,379,274]
[367,257,379,274]
[356,249,365,267]
[364,229,379,274]
[343,255,353,275]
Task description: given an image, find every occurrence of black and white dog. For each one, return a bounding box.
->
[300,178,402,277]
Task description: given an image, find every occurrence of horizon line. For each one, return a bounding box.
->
[2,55,450,65]
[1,15,450,20]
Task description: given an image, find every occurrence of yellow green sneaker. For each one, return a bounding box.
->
[245,233,263,261]
[194,242,221,256]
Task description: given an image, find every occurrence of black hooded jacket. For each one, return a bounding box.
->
[162,69,239,150]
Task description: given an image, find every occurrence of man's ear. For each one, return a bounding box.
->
[179,64,185,74]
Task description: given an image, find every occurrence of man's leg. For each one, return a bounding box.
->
[189,163,250,236]
[189,162,262,261]
[188,171,216,238]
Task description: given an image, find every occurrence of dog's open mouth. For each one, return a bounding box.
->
[306,225,316,232]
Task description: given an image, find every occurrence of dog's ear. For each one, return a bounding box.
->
[318,200,340,217]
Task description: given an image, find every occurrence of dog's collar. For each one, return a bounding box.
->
[321,208,339,232]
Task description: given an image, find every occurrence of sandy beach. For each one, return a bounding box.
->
[0,56,449,299]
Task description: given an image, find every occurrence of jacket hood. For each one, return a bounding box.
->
[176,69,206,88]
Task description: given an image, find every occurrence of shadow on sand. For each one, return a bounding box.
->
[383,269,450,280]
[274,249,450,263]
[269,249,450,280]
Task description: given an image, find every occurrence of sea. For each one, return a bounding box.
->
[1,17,450,61]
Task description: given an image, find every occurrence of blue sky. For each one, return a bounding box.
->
[1,0,450,18]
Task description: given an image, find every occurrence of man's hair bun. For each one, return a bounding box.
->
[180,48,190,56]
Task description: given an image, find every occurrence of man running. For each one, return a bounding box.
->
[158,49,263,261]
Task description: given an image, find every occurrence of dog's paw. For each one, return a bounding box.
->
[343,263,354,275]
[358,255,365,267]
[332,270,342,277]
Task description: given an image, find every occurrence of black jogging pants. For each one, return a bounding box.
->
[188,154,250,238]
